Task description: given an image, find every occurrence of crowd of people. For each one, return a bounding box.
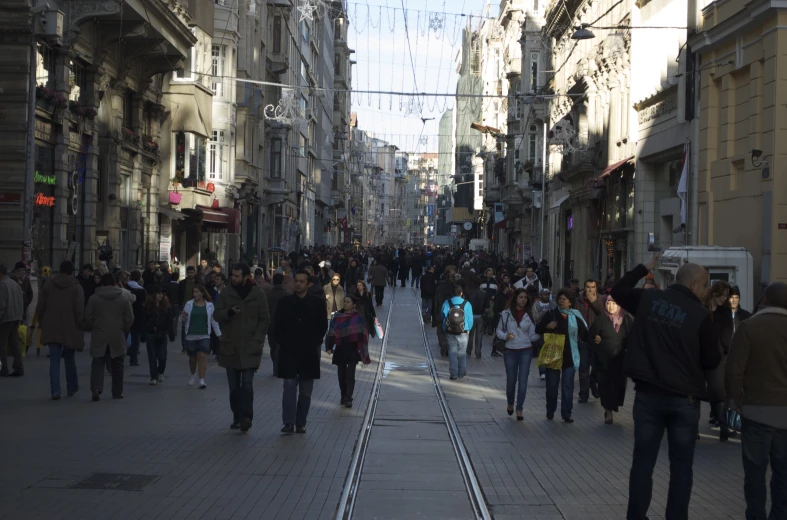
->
[0,242,784,520]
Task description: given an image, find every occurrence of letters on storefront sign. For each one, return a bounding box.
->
[203,227,227,234]
[35,193,55,207]
[34,171,56,185]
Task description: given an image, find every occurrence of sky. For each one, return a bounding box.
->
[347,0,496,155]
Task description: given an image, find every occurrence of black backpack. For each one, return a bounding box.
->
[445,298,468,335]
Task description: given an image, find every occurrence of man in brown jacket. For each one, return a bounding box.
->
[726,282,787,520]
[85,273,134,401]
[35,261,85,399]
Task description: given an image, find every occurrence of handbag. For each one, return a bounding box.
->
[373,317,384,340]
[492,313,509,351]
[537,333,565,370]
[168,186,182,205]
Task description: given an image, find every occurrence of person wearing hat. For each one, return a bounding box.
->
[144,285,175,385]
[531,288,557,380]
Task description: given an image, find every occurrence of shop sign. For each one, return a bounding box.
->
[204,226,227,234]
[34,193,55,207]
[34,171,56,185]
[0,192,21,206]
[160,223,172,237]
[159,242,170,262]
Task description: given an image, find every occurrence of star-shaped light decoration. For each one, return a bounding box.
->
[298,3,317,22]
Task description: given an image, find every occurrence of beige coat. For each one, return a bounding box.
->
[324,282,345,319]
[85,286,134,359]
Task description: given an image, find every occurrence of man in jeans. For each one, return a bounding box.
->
[465,277,488,358]
[214,263,270,433]
[726,282,787,520]
[611,253,720,520]
[275,270,328,434]
[36,260,85,399]
[441,284,473,380]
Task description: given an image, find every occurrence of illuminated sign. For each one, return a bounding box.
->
[34,171,56,185]
[35,193,55,207]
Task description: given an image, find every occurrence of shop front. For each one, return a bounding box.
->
[173,205,241,273]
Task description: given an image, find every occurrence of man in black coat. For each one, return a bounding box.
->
[611,253,720,520]
[274,270,328,434]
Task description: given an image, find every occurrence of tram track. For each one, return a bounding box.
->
[334,287,492,520]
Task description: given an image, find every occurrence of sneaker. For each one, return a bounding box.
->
[157,374,164,383]
[345,398,353,409]
[540,374,546,380]
[281,424,294,434]
[230,422,240,430]
[239,418,252,432]
[296,425,307,434]
[67,387,79,397]
[188,374,197,386]
[150,379,157,386]
[199,379,207,389]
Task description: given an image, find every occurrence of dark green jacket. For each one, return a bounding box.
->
[214,281,270,370]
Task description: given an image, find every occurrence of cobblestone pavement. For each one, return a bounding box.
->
[0,297,390,520]
[424,295,749,520]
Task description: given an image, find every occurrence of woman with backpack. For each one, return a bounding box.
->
[496,288,540,421]
[325,295,370,408]
[144,286,175,386]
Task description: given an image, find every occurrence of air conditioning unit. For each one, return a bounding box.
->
[37,10,64,38]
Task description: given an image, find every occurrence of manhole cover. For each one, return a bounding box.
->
[70,473,158,491]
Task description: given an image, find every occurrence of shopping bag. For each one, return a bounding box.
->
[726,409,742,432]
[373,317,384,340]
[536,333,565,370]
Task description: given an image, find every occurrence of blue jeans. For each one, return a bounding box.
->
[504,348,533,411]
[227,368,255,423]
[282,376,314,427]
[421,296,433,320]
[48,344,78,397]
[627,391,700,520]
[446,333,468,379]
[127,330,141,364]
[545,366,575,419]
[741,418,787,520]
[146,335,168,379]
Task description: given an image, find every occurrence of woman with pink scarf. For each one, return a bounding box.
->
[589,296,633,424]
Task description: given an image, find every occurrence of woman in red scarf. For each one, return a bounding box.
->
[325,295,370,408]
[589,296,633,424]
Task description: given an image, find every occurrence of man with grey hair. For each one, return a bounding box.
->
[611,253,721,520]
[0,264,25,376]
[726,282,787,519]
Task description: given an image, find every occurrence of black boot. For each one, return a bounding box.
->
[715,402,730,442]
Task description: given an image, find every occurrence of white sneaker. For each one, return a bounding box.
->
[199,378,207,390]
[157,374,164,383]
[188,374,197,386]
[150,379,157,386]
[540,374,546,380]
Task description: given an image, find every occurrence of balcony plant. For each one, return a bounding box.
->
[36,85,69,111]
[141,134,159,153]
[122,127,138,145]
[68,100,97,120]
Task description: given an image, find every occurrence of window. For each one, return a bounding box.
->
[175,45,195,80]
[174,131,207,183]
[534,0,539,12]
[211,45,226,97]
[300,60,308,86]
[209,130,225,180]
[530,53,539,92]
[272,16,282,54]
[270,138,282,178]
[528,126,537,163]
[300,20,309,43]
[334,53,341,75]
[300,94,308,116]
[334,18,343,38]
[123,90,134,130]
[299,134,306,157]
[36,43,55,88]
[68,60,86,102]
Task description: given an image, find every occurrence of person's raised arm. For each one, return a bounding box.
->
[610,252,661,316]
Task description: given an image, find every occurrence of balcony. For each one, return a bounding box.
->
[267,52,289,75]
[501,182,533,208]
[483,184,501,205]
[263,177,289,204]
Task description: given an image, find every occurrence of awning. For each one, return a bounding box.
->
[222,207,241,234]
[159,207,186,221]
[194,205,229,233]
[494,220,507,229]
[598,156,635,180]
[550,193,571,210]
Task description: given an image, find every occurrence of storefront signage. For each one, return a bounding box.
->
[35,193,55,207]
[159,242,170,262]
[34,171,56,185]
[638,96,678,124]
[204,226,227,234]
[160,223,172,237]
[0,192,21,206]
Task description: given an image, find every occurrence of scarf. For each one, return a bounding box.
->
[606,308,625,333]
[559,308,588,369]
[326,311,369,350]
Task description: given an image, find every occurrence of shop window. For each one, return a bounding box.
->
[174,131,207,184]
[270,138,282,178]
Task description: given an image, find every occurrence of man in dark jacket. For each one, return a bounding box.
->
[344,258,360,292]
[275,270,328,434]
[36,261,84,399]
[265,274,289,377]
[576,279,605,402]
[125,271,147,366]
[611,253,720,520]
[78,264,96,308]
[368,259,388,307]
[420,265,437,321]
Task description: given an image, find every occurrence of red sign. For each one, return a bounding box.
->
[0,192,21,206]
[779,223,787,230]
[35,193,55,207]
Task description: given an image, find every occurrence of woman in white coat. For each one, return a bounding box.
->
[181,285,221,389]
[496,288,540,421]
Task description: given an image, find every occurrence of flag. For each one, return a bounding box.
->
[339,216,348,228]
[350,206,356,216]
[677,145,688,225]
